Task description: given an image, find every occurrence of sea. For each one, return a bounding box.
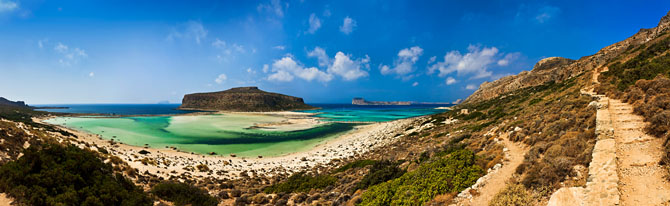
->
[36,103,452,157]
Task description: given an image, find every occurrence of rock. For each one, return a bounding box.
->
[178,87,316,112]
[293,193,307,203]
[138,150,150,155]
[252,194,268,204]
[230,189,242,197]
[218,191,230,199]
[275,199,288,206]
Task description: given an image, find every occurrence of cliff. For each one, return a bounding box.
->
[178,87,316,112]
[464,10,670,103]
[0,97,28,108]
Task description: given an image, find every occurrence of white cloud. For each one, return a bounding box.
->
[89,72,94,77]
[306,13,321,34]
[0,0,18,12]
[380,46,423,78]
[497,52,520,66]
[54,43,68,53]
[262,64,270,73]
[305,47,370,81]
[412,82,419,87]
[257,0,287,18]
[445,77,457,85]
[167,21,208,44]
[307,47,330,67]
[246,68,256,74]
[215,74,227,84]
[268,70,294,82]
[212,38,226,48]
[339,17,357,35]
[212,38,246,62]
[428,45,504,79]
[53,42,87,66]
[38,39,48,49]
[273,45,285,50]
[231,44,245,53]
[328,52,369,81]
[268,49,370,82]
[428,56,437,64]
[535,6,560,23]
[268,56,333,82]
[466,84,477,90]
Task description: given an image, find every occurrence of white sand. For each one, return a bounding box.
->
[36,115,422,180]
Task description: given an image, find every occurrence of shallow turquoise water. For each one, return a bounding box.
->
[43,104,450,157]
[47,114,357,157]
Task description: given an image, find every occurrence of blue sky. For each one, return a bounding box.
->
[1,0,669,104]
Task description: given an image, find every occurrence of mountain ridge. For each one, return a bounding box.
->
[464,11,670,103]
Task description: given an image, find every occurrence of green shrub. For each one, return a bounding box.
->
[359,149,483,205]
[601,37,670,91]
[334,159,378,173]
[0,144,152,206]
[151,182,218,206]
[355,161,405,190]
[529,98,543,105]
[489,184,532,206]
[263,172,337,193]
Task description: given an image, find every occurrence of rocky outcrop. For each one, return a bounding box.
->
[178,87,316,112]
[0,97,27,108]
[464,11,670,103]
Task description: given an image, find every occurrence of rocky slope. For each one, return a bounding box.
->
[178,87,316,112]
[0,97,27,108]
[465,11,670,103]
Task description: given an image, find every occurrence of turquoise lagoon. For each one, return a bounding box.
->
[41,104,450,157]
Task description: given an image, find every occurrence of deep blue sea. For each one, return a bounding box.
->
[34,104,195,115]
[34,103,452,122]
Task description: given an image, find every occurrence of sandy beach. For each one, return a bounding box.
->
[35,113,423,181]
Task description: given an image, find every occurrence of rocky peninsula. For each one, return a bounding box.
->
[178,87,316,112]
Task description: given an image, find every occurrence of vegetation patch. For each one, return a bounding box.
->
[151,181,218,206]
[263,172,337,193]
[359,149,483,205]
[334,159,378,173]
[354,160,405,190]
[489,184,533,206]
[0,144,152,206]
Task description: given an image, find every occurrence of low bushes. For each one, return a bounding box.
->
[263,172,337,193]
[333,159,378,173]
[359,149,483,205]
[151,181,218,206]
[354,160,405,190]
[0,144,152,206]
[489,184,532,206]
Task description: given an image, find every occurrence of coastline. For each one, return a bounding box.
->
[34,114,423,180]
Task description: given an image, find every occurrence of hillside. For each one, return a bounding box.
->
[178,86,317,112]
[465,11,670,104]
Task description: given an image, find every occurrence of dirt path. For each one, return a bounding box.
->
[452,133,528,206]
[609,99,670,205]
[550,69,670,206]
[0,193,13,206]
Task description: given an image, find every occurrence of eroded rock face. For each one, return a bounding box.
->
[464,11,670,103]
[178,87,316,112]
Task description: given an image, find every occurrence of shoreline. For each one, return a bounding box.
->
[35,114,424,180]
